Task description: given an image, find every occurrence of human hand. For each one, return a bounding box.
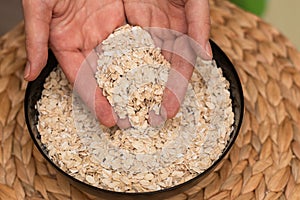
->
[123,0,212,126]
[22,0,125,127]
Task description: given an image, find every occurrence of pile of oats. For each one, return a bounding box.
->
[36,25,234,192]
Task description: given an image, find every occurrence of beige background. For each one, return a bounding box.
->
[0,0,299,50]
[263,0,300,49]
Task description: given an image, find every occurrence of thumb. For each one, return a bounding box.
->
[22,0,52,81]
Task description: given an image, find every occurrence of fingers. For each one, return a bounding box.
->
[54,50,117,127]
[164,65,190,108]
[147,31,196,127]
[116,118,132,129]
[149,64,191,127]
[185,0,212,60]
[94,87,118,127]
[148,107,167,127]
[22,0,52,81]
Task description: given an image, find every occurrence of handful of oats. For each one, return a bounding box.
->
[36,25,234,192]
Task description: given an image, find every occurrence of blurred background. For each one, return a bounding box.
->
[0,0,299,50]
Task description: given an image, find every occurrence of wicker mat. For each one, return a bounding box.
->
[1,1,300,199]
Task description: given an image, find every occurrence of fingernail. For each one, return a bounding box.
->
[148,106,167,128]
[112,110,118,124]
[117,117,132,129]
[148,111,165,128]
[204,41,213,60]
[200,41,213,61]
[24,61,30,79]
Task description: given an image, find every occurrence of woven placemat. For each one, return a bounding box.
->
[1,1,300,199]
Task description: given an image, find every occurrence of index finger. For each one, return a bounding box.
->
[53,49,118,127]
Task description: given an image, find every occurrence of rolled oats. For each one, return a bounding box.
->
[36,25,234,193]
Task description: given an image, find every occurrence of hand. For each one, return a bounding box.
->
[123,0,212,126]
[22,0,125,127]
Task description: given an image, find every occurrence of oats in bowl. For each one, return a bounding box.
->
[29,25,240,194]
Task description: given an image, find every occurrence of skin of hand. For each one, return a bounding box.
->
[123,0,212,126]
[22,0,125,127]
[23,0,211,128]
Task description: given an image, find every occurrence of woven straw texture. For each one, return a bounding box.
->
[1,1,300,199]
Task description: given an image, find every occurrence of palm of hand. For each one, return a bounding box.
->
[48,0,125,81]
[124,0,188,33]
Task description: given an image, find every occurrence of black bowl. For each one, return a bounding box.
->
[25,40,244,200]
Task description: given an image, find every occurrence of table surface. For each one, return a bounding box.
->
[0,0,300,199]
